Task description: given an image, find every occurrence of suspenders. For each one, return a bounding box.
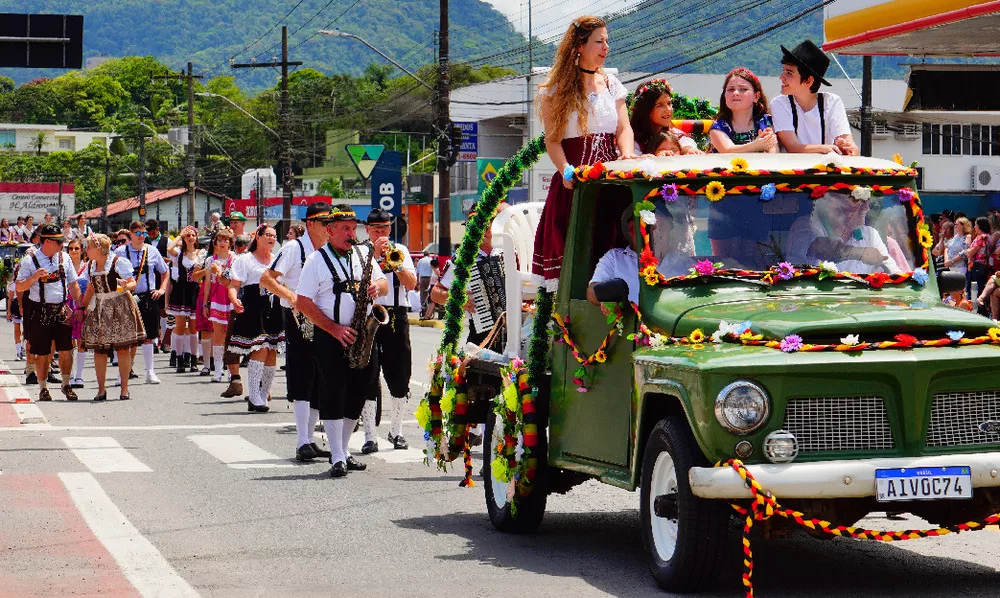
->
[318,246,355,325]
[32,252,66,303]
[127,246,151,292]
[789,93,825,145]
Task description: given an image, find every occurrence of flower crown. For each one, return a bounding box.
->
[632,79,673,103]
[726,67,760,87]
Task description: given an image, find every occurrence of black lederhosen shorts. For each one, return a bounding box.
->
[134,292,159,341]
[369,306,412,399]
[23,298,72,354]
[314,326,378,421]
[283,307,320,407]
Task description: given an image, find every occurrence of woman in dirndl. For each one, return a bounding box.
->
[227,223,284,412]
[79,234,146,401]
[531,15,637,290]
[198,228,235,383]
[165,226,203,373]
[66,236,89,389]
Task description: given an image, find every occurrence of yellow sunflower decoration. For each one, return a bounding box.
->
[593,349,608,363]
[989,328,1000,343]
[705,180,726,202]
[730,157,749,173]
[642,264,660,286]
[689,329,706,344]
[739,329,763,342]
[917,224,933,249]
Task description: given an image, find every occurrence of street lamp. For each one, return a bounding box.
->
[195,92,279,138]
[318,30,434,91]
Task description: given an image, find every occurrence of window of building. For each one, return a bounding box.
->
[924,124,997,156]
[57,138,72,150]
[0,130,14,148]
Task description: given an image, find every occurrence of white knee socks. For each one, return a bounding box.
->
[390,395,407,438]
[294,400,312,449]
[362,400,377,442]
[188,334,198,358]
[342,418,357,458]
[142,343,155,375]
[212,346,224,380]
[261,365,275,400]
[200,337,211,363]
[247,359,264,406]
[74,351,86,381]
[308,408,320,436]
[324,419,345,465]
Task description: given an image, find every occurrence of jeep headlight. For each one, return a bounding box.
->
[714,381,770,435]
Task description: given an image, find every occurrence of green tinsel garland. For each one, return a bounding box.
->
[527,290,554,390]
[439,133,547,353]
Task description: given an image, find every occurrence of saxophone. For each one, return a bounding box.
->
[346,240,389,369]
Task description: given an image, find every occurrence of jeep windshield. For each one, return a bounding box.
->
[642,190,920,284]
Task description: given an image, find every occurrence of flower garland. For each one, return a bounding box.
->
[552,304,625,391]
[637,182,930,289]
[575,162,917,182]
[491,361,541,514]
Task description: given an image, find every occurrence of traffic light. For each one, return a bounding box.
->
[447,124,462,167]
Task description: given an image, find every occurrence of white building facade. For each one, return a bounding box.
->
[0,123,112,154]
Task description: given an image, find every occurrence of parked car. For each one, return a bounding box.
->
[452,153,997,593]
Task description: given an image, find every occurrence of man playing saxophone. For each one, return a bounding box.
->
[359,208,418,454]
[295,205,388,478]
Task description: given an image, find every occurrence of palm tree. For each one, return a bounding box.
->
[30,132,46,155]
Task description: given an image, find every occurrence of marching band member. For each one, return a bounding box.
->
[295,205,388,478]
[15,224,83,401]
[227,223,285,413]
[115,221,169,384]
[260,202,332,460]
[360,208,417,453]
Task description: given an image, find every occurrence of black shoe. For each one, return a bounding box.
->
[153,344,160,354]
[93,393,106,402]
[119,394,129,401]
[310,443,332,459]
[46,373,60,385]
[330,461,347,477]
[128,370,139,380]
[247,403,270,413]
[176,354,187,374]
[280,364,286,370]
[345,456,367,471]
[388,434,409,450]
[189,356,199,373]
[240,355,250,367]
[168,351,177,367]
[25,372,37,385]
[361,440,379,454]
[296,444,319,461]
[468,432,483,447]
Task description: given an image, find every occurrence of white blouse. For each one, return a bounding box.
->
[541,73,627,139]
[230,252,271,287]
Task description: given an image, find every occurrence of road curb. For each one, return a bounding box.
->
[408,316,443,329]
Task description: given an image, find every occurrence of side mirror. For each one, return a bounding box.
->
[593,278,630,303]
[937,270,966,295]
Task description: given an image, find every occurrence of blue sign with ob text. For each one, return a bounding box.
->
[370,150,402,218]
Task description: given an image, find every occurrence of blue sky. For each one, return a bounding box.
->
[483,0,642,38]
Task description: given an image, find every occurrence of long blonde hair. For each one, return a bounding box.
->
[537,16,607,143]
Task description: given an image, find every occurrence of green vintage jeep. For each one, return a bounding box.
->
[460,152,1000,593]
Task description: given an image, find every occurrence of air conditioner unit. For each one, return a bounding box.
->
[872,121,890,139]
[894,123,921,140]
[972,166,1000,191]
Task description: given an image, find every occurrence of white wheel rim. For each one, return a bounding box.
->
[649,451,679,561]
[490,413,509,510]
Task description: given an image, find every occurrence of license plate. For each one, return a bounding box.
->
[875,466,972,502]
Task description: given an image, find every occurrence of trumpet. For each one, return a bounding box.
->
[378,240,405,273]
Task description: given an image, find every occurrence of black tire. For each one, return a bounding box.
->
[484,411,547,533]
[640,416,730,593]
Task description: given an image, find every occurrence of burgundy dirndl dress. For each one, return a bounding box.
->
[531,132,617,289]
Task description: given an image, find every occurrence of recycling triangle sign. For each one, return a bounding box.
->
[345,144,385,180]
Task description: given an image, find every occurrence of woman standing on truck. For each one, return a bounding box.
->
[531,15,637,290]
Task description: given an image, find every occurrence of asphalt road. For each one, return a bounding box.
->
[1,317,998,597]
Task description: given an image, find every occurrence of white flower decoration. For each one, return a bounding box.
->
[851,186,873,201]
[824,152,845,169]
[840,334,860,346]
[636,158,659,179]
[712,321,738,343]
[819,261,837,273]
[648,333,666,349]
[639,210,657,225]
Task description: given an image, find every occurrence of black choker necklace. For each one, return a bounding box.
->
[579,66,597,74]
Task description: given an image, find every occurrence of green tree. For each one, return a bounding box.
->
[31,132,46,156]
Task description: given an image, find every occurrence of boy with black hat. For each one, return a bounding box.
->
[769,40,858,156]
[359,207,417,453]
[15,224,83,400]
[260,202,333,461]
[296,204,389,477]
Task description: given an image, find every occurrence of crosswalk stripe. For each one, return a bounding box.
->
[188,434,294,469]
[62,437,152,473]
[60,472,199,597]
[345,431,426,464]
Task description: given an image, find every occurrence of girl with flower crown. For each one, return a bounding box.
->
[532,16,637,290]
[629,79,703,157]
[709,68,777,154]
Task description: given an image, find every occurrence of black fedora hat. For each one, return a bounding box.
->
[780,40,831,87]
[304,201,332,221]
[364,207,394,225]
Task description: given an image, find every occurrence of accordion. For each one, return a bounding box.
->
[467,255,506,336]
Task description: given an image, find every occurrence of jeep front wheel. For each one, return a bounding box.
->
[640,416,729,593]
[484,411,546,533]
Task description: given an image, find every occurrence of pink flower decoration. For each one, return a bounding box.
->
[776,261,796,281]
[779,334,803,353]
[898,188,914,203]
[694,259,716,276]
[576,387,589,393]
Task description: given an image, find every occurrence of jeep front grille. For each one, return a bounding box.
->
[783,396,894,452]
[927,391,1000,447]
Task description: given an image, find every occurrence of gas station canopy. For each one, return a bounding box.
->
[823,0,1000,55]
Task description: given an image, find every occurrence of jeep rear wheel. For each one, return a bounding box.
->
[640,416,729,593]
[484,411,547,533]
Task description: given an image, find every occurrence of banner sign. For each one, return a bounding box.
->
[455,121,478,162]
[0,182,75,220]
[371,151,402,218]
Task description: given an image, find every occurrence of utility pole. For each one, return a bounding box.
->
[138,114,147,219]
[102,155,111,233]
[436,0,452,256]
[164,64,204,226]
[56,177,64,223]
[232,26,301,237]
[525,0,533,201]
[860,56,873,157]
